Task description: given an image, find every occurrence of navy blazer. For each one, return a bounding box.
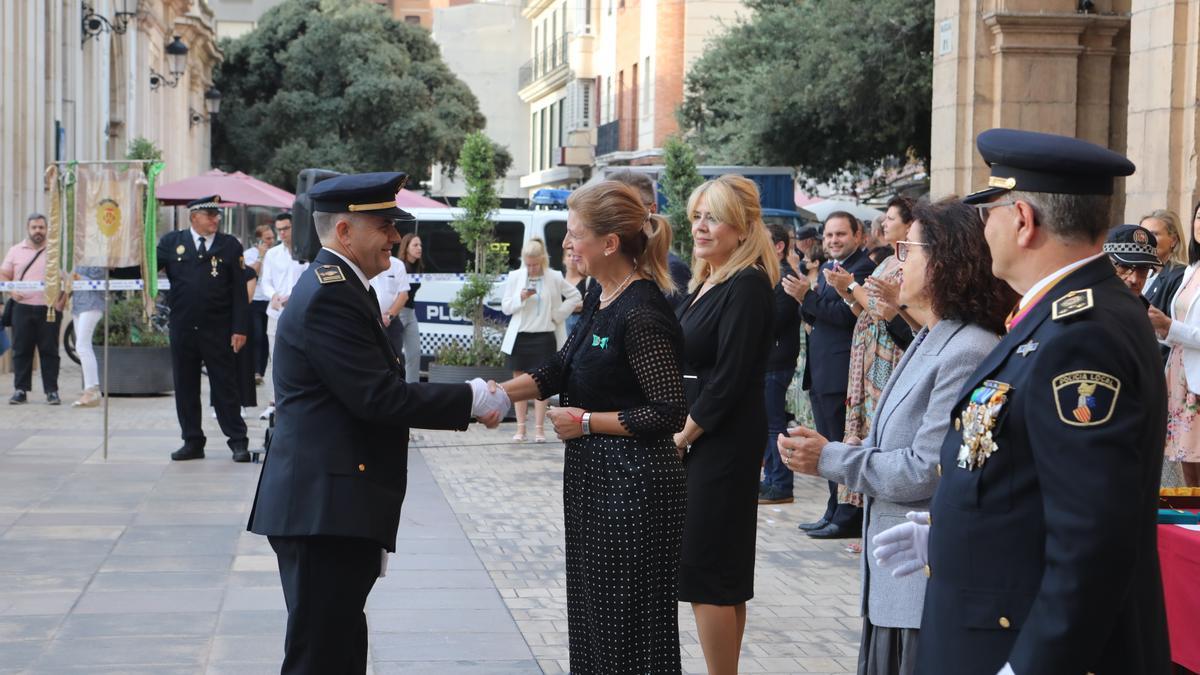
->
[800,247,877,397]
[919,257,1169,675]
[157,229,249,336]
[247,249,473,551]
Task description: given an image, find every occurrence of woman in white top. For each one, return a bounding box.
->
[1149,200,1200,486]
[368,255,411,362]
[501,238,582,442]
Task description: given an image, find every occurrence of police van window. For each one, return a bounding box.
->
[494,221,524,271]
[413,219,526,274]
[543,220,567,271]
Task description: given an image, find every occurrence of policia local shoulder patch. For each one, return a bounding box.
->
[1053,370,1120,426]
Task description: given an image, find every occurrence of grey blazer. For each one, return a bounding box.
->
[818,319,1000,629]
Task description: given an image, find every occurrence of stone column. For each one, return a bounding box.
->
[1123,0,1200,226]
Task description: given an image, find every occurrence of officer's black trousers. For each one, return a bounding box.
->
[810,390,863,528]
[250,299,270,376]
[11,303,60,394]
[169,326,247,448]
[269,535,381,675]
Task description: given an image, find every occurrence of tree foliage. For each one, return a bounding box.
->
[678,0,933,181]
[213,0,486,189]
[443,131,505,367]
[659,136,704,261]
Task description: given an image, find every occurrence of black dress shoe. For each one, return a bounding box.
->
[46,392,61,405]
[9,390,27,405]
[798,518,830,532]
[231,448,252,463]
[806,522,862,540]
[170,445,205,461]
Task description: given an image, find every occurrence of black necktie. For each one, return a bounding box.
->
[197,237,207,257]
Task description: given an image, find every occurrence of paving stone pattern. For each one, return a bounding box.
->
[0,361,859,673]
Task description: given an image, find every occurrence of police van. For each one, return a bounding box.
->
[396,208,572,367]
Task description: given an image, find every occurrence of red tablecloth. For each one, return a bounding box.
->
[1159,522,1200,671]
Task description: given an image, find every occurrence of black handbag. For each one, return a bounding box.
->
[1,248,44,328]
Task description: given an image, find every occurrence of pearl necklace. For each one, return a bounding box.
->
[599,268,637,305]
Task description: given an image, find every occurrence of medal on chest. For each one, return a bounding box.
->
[210,257,219,278]
[956,380,1012,471]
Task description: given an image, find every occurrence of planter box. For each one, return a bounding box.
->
[96,346,174,395]
[427,362,517,419]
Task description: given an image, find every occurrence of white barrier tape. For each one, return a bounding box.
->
[0,280,171,291]
[407,273,509,282]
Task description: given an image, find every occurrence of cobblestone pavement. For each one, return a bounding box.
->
[0,360,859,673]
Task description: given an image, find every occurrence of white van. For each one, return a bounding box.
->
[397,208,572,367]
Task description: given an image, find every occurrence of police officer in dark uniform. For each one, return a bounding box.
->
[872,129,1170,675]
[246,172,507,675]
[1104,223,1162,302]
[157,195,251,462]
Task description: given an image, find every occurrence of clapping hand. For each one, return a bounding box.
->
[468,378,510,429]
[871,511,930,578]
[866,276,902,321]
[824,265,854,292]
[546,406,586,441]
[781,273,810,302]
[1148,305,1171,339]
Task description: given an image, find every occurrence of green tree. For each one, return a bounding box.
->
[213,0,486,189]
[659,136,703,261]
[443,131,505,367]
[678,0,933,182]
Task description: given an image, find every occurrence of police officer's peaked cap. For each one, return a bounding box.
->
[309,172,414,221]
[187,195,223,211]
[795,226,818,241]
[963,129,1136,205]
[1104,224,1161,268]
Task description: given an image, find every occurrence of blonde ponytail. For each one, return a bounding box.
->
[639,213,675,293]
[566,181,679,294]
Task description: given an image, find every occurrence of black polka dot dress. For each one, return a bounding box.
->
[531,280,688,675]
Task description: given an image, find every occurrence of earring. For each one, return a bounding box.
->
[604,250,611,256]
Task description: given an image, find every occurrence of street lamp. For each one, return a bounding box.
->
[149,36,189,90]
[81,0,138,44]
[189,87,223,128]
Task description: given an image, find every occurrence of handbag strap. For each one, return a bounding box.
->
[17,247,44,281]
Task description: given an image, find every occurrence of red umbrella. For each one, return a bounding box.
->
[157,169,295,208]
[396,189,449,209]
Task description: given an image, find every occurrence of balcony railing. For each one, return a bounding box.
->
[596,120,620,157]
[518,34,570,89]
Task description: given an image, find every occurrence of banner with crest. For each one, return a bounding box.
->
[73,165,145,267]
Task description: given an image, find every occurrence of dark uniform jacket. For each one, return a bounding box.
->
[156,229,249,336]
[247,249,472,551]
[918,256,1170,675]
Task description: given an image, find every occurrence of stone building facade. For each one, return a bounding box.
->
[1,0,223,253]
[932,0,1200,224]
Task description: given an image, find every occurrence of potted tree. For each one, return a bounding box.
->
[427,132,510,384]
[94,293,174,394]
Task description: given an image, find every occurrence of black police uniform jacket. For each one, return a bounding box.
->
[156,229,249,336]
[918,256,1170,675]
[247,249,472,551]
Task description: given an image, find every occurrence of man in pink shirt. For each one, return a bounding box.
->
[0,214,63,404]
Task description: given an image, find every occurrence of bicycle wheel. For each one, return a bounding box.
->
[63,320,80,365]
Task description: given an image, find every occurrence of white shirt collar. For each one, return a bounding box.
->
[321,247,370,291]
[1018,253,1105,310]
[189,227,209,251]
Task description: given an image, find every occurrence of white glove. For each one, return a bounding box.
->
[871,510,930,578]
[468,378,510,419]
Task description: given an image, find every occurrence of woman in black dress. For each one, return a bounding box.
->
[672,174,779,675]
[493,180,688,674]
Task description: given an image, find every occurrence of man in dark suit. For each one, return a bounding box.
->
[247,172,507,675]
[782,212,877,538]
[874,129,1169,675]
[157,196,251,462]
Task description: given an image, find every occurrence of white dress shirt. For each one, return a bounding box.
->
[368,257,411,314]
[243,247,270,301]
[190,227,210,254]
[261,244,309,318]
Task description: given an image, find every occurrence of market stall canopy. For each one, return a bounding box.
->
[396,189,449,208]
[804,199,884,225]
[157,169,295,208]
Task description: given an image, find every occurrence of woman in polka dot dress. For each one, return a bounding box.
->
[493,180,688,674]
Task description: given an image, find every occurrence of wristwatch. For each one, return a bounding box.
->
[581,412,592,435]
[846,281,860,292]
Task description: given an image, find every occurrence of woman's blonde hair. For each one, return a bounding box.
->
[566,181,675,293]
[521,237,550,271]
[686,175,780,293]
[1140,209,1186,265]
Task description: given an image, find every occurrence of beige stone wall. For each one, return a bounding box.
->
[1124,0,1200,227]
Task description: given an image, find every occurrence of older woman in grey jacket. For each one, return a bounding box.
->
[779,198,1018,675]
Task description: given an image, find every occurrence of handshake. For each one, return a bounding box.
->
[468,378,511,429]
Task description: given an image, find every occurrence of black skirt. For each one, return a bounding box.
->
[507,331,556,371]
